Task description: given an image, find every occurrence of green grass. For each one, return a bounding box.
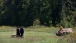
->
[0,26,62,43]
[0,31,59,43]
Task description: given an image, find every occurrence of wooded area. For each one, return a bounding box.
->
[0,0,76,27]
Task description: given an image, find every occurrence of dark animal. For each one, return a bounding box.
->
[20,27,24,37]
[16,28,20,36]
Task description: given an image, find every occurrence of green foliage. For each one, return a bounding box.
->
[0,0,76,27]
[60,0,74,28]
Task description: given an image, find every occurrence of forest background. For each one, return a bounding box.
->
[0,0,76,27]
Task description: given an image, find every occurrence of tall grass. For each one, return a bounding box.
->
[0,26,60,43]
[57,32,76,43]
[0,26,76,43]
[0,31,59,43]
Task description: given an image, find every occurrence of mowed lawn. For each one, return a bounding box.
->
[0,26,60,43]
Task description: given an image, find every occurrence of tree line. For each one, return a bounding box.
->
[0,0,76,27]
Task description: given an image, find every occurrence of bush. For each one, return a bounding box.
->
[57,32,76,43]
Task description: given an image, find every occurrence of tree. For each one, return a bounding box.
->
[60,0,74,27]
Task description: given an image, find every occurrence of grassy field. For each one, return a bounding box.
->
[0,26,75,43]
